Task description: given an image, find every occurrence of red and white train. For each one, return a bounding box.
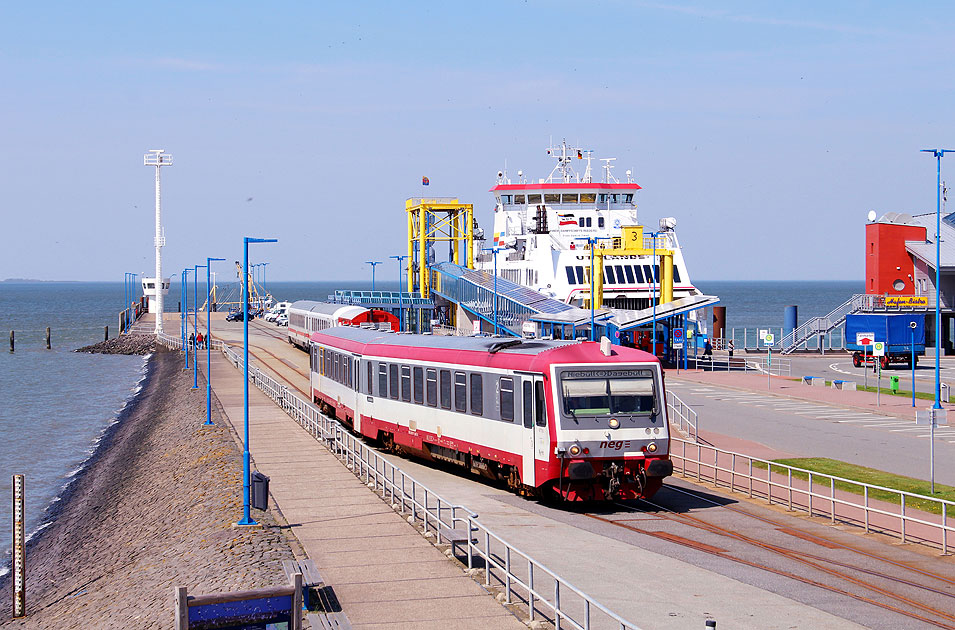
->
[308,327,672,501]
[288,301,398,349]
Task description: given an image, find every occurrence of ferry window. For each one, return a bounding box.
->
[544,193,560,204]
[614,266,626,284]
[632,265,644,283]
[454,372,467,412]
[624,265,635,284]
[367,363,373,395]
[610,194,619,203]
[400,366,411,402]
[562,193,578,204]
[535,381,546,427]
[500,378,515,422]
[565,267,576,285]
[575,266,585,284]
[522,381,533,428]
[470,373,483,416]
[440,370,452,409]
[624,194,633,203]
[578,217,585,227]
[413,367,424,404]
[598,194,608,203]
[673,266,681,283]
[580,192,596,203]
[527,194,542,203]
[586,217,592,227]
[378,364,388,396]
[514,194,526,204]
[654,264,660,282]
[598,217,605,228]
[501,195,512,204]
[605,267,615,284]
[389,364,399,400]
[426,368,437,406]
[643,265,655,282]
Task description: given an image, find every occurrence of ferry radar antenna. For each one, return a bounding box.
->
[600,158,619,184]
[582,151,595,182]
[545,138,582,183]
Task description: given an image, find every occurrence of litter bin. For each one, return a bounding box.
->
[943,383,951,404]
[251,471,270,511]
[890,375,899,394]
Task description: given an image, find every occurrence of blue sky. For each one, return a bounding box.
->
[2,1,954,281]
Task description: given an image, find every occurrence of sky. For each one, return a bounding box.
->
[1,1,954,282]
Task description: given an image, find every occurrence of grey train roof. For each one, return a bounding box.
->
[289,300,365,315]
[314,326,581,356]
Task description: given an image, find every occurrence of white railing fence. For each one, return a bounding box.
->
[668,438,954,554]
[665,391,698,442]
[158,333,646,630]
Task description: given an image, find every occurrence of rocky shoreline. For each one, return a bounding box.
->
[0,349,298,628]
[74,334,156,355]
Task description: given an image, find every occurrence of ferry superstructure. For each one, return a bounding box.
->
[475,140,700,312]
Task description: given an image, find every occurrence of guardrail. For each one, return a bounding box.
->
[159,333,646,630]
[665,391,698,442]
[669,438,955,554]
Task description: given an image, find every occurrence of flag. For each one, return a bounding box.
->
[557,212,576,226]
[577,150,582,159]
[422,176,430,186]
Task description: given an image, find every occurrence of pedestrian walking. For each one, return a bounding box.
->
[189,332,195,349]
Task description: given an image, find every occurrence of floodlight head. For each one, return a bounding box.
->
[143,149,173,166]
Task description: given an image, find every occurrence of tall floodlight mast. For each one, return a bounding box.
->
[144,149,173,334]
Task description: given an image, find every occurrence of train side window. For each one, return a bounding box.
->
[332,353,338,382]
[470,373,483,416]
[413,367,424,404]
[426,368,437,406]
[367,362,373,395]
[522,381,533,428]
[378,364,387,396]
[389,364,399,400]
[400,366,411,402]
[440,370,452,409]
[535,381,546,427]
[500,377,514,422]
[454,371,467,412]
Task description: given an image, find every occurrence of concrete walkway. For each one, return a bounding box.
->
[204,349,526,630]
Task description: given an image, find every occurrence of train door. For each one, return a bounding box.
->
[521,375,548,486]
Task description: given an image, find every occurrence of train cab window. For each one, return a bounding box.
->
[500,378,514,422]
[470,374,483,416]
[522,381,533,428]
[535,381,546,427]
[400,366,411,402]
[439,370,452,409]
[367,363,373,395]
[454,372,467,413]
[378,364,387,397]
[413,367,424,404]
[426,369,437,406]
[389,364,399,400]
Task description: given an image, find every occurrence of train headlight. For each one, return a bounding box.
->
[569,444,582,457]
[609,418,620,429]
[647,442,658,453]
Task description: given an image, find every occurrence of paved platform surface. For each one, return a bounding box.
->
[202,346,527,630]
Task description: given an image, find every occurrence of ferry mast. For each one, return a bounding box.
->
[144,149,172,334]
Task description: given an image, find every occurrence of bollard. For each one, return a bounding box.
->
[12,474,25,618]
[104,326,109,342]
[9,331,13,353]
[45,327,51,350]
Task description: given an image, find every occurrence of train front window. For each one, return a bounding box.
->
[560,371,656,420]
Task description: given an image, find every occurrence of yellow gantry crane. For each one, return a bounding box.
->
[591,225,675,309]
[406,197,474,299]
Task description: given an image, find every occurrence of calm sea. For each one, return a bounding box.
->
[0,278,859,573]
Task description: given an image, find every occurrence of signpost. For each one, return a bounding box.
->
[915,408,949,493]
[673,328,684,373]
[873,341,885,405]
[764,333,775,388]
[857,332,874,390]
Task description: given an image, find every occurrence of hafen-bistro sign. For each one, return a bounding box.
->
[885,296,929,308]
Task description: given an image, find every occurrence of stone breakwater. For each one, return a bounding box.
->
[0,349,298,629]
[75,334,156,355]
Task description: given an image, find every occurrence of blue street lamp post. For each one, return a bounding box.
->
[390,255,408,332]
[921,148,953,411]
[124,273,131,332]
[366,261,382,291]
[205,258,226,426]
[574,237,598,341]
[192,264,206,390]
[651,231,660,357]
[260,262,269,298]
[182,268,190,369]
[481,246,511,336]
[239,237,278,527]
[912,325,917,408]
[129,273,137,330]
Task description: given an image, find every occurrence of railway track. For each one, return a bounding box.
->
[589,486,955,628]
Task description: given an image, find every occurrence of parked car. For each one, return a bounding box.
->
[225,309,244,322]
[276,313,288,327]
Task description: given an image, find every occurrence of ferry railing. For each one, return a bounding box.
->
[731,326,847,353]
[670,438,955,554]
[215,342,645,630]
[665,391,698,442]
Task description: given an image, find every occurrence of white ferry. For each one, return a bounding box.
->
[474,140,701,312]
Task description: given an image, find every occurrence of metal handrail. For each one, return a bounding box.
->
[668,438,954,554]
[206,339,644,630]
[665,391,698,442]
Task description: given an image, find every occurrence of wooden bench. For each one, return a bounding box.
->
[282,559,352,630]
[439,526,477,558]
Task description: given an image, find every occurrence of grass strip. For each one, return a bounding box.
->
[813,380,937,400]
[751,457,955,515]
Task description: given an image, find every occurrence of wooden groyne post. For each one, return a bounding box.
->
[8,331,13,353]
[104,326,109,342]
[45,327,51,350]
[12,474,25,619]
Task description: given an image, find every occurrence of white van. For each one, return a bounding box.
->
[264,301,291,322]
